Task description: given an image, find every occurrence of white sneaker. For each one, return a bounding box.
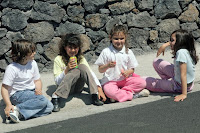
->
[9,106,20,123]
[133,89,150,99]
[139,89,150,97]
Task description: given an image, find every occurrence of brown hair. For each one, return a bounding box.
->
[11,39,36,63]
[171,29,199,64]
[58,34,83,66]
[109,24,129,53]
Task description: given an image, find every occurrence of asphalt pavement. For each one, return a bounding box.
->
[0,45,200,133]
[8,86,200,133]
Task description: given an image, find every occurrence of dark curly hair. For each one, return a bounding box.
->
[58,34,83,66]
[11,39,36,63]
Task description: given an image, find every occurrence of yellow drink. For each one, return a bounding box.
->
[70,56,78,68]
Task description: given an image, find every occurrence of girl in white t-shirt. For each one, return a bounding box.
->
[145,29,199,102]
[95,24,149,102]
[1,39,53,123]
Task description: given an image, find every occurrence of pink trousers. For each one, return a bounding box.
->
[103,74,146,102]
[145,58,193,93]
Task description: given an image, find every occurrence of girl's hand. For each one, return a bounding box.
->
[4,104,14,117]
[157,42,170,57]
[121,69,132,78]
[68,59,77,69]
[108,61,116,68]
[174,94,187,102]
[97,87,107,102]
[35,88,42,95]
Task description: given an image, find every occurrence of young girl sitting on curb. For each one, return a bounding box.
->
[145,29,199,102]
[95,24,150,103]
[51,34,106,112]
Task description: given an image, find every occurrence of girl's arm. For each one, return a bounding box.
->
[54,57,77,85]
[174,62,187,102]
[1,84,14,117]
[98,62,116,73]
[54,58,67,85]
[157,42,170,57]
[34,78,42,95]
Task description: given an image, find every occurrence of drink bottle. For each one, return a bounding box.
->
[70,56,78,68]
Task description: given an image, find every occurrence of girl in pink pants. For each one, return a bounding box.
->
[95,24,149,103]
[145,29,199,102]
[145,58,193,93]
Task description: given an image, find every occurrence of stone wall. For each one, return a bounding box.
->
[0,0,200,79]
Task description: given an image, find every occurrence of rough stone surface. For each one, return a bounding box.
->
[154,0,182,19]
[1,8,28,31]
[178,4,199,22]
[157,18,180,42]
[31,1,66,23]
[24,22,54,43]
[82,0,107,13]
[1,0,34,11]
[135,0,154,11]
[67,5,85,24]
[109,1,135,15]
[127,11,157,28]
[85,14,109,30]
[128,28,149,48]
[55,21,85,36]
[6,31,24,42]
[45,37,61,61]
[0,28,7,38]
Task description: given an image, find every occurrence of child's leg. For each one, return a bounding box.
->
[77,64,103,105]
[153,58,174,79]
[77,64,98,94]
[103,81,133,102]
[121,77,146,94]
[55,69,81,99]
[56,64,98,95]
[10,90,52,120]
[33,100,53,118]
[145,77,176,92]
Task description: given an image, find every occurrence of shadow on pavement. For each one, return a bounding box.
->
[46,85,92,108]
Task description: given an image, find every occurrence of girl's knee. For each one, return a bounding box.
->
[153,58,162,68]
[47,101,54,111]
[37,96,49,108]
[78,64,91,74]
[78,64,88,70]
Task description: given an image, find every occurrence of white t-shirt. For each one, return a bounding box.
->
[2,60,40,96]
[95,44,138,85]
[174,49,195,84]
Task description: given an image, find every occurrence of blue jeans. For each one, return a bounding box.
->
[10,89,53,120]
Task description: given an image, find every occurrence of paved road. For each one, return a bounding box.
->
[1,45,200,133]
[8,81,200,133]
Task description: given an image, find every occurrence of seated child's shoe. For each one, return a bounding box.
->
[110,98,116,103]
[92,94,104,106]
[51,98,60,112]
[133,89,150,99]
[9,106,20,123]
[5,116,12,124]
[139,89,150,97]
